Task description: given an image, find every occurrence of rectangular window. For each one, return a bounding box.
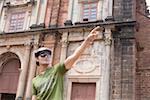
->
[9,12,25,32]
[81,1,97,21]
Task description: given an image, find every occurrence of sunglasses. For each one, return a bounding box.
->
[39,51,51,57]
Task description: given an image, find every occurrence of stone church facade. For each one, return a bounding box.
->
[0,0,149,100]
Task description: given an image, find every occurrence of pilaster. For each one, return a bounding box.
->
[16,43,31,100]
[38,0,48,25]
[25,43,38,100]
[100,27,113,100]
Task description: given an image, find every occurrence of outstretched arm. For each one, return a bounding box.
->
[64,26,103,69]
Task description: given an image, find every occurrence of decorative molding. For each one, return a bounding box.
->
[73,59,96,73]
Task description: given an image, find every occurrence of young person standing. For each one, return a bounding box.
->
[32,26,102,100]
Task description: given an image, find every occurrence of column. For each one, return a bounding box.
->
[108,0,113,16]
[60,32,68,100]
[73,0,79,23]
[0,0,4,32]
[23,9,30,30]
[102,0,107,19]
[25,44,38,100]
[67,0,74,20]
[0,1,4,17]
[100,27,112,100]
[25,5,32,30]
[16,44,31,100]
[0,8,7,32]
[102,0,113,19]
[97,0,103,20]
[38,0,48,24]
[32,0,41,25]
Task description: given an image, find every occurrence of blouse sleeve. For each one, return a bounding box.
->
[54,62,68,75]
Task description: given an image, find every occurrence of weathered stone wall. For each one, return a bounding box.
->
[111,25,136,100]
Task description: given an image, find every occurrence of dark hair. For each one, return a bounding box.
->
[36,61,39,66]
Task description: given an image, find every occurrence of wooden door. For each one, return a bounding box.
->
[71,83,96,100]
[0,59,20,94]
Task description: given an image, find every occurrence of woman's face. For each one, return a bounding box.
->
[37,51,51,65]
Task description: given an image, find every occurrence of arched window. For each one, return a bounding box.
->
[0,52,21,94]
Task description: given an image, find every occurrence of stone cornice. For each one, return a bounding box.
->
[0,20,136,35]
[0,31,40,38]
[0,32,40,47]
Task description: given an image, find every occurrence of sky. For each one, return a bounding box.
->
[146,0,150,10]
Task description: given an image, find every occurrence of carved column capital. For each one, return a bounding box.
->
[61,32,69,48]
[104,34,112,46]
[104,37,112,46]
[32,42,39,47]
[103,25,115,46]
[60,32,69,61]
[24,42,31,46]
[61,39,69,47]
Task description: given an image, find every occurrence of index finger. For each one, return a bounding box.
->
[94,26,101,31]
[91,26,100,33]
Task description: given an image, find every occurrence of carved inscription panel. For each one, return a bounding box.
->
[67,41,105,76]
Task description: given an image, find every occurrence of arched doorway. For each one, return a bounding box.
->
[0,52,21,100]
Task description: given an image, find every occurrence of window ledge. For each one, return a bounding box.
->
[74,20,104,25]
